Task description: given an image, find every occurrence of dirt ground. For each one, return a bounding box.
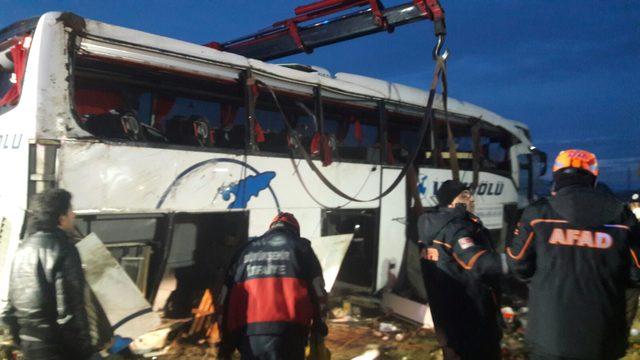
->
[4,311,640,359]
[112,320,441,359]
[325,321,440,360]
[140,316,640,359]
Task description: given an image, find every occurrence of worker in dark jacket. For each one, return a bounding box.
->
[627,193,640,332]
[1,189,99,360]
[418,180,507,359]
[507,149,640,360]
[218,212,328,359]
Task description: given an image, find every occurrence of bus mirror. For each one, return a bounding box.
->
[533,149,547,177]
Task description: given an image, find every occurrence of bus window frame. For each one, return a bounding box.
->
[68,46,520,178]
[385,104,428,166]
[319,88,382,165]
[383,104,520,180]
[248,80,317,158]
[75,212,170,300]
[431,114,476,170]
[476,122,516,176]
[70,53,249,155]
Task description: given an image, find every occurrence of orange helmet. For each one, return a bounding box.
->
[552,149,599,177]
[270,212,300,234]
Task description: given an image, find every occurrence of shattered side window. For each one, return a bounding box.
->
[387,107,432,165]
[479,126,512,173]
[322,96,380,163]
[75,216,164,294]
[432,118,475,171]
[322,209,378,289]
[253,91,315,155]
[84,218,157,244]
[72,55,246,150]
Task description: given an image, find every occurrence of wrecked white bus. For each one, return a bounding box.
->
[0,13,545,321]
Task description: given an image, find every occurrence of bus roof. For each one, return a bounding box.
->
[6,12,531,142]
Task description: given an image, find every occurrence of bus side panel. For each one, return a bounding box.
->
[376,167,406,291]
[57,142,248,212]
[57,143,382,214]
[0,112,32,303]
[0,15,50,303]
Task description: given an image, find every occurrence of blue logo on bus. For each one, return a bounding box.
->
[221,171,276,209]
[156,158,281,211]
[418,176,429,195]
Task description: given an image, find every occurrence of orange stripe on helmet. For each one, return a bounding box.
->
[552,149,599,177]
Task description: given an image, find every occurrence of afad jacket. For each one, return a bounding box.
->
[507,185,640,359]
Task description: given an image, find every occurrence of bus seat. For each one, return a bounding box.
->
[216,125,245,149]
[140,123,169,143]
[166,115,212,147]
[261,131,288,153]
[82,109,144,141]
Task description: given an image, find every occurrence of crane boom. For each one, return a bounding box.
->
[207,0,445,61]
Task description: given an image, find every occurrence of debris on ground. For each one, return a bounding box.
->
[326,322,438,360]
[379,322,400,333]
[351,345,381,360]
[9,290,640,359]
[130,327,173,355]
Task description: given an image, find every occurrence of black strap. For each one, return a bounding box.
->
[441,65,460,182]
[258,57,448,203]
[471,122,481,188]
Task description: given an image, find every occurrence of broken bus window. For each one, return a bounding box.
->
[322,95,380,164]
[72,55,245,150]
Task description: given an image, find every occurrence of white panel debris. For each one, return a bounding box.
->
[309,234,354,293]
[76,233,162,340]
[382,292,434,329]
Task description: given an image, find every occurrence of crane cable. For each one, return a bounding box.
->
[258,46,449,203]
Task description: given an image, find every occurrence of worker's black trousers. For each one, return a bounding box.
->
[20,341,63,360]
[239,333,307,360]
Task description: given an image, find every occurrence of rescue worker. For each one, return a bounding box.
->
[506,149,640,359]
[1,189,100,360]
[218,212,328,359]
[627,193,640,331]
[418,180,507,359]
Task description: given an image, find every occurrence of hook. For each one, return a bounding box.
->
[432,34,449,61]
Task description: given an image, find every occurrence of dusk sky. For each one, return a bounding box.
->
[1,0,639,190]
